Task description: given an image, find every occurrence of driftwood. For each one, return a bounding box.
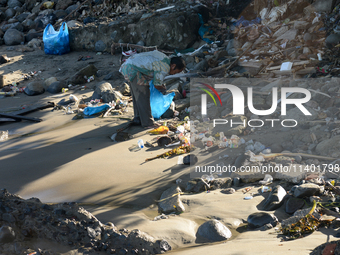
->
[0,113,42,122]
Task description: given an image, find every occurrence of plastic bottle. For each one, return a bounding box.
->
[137,139,144,149]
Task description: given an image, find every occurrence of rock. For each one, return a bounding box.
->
[8,0,22,8]
[196,220,231,242]
[274,164,309,184]
[285,196,305,214]
[186,178,209,193]
[136,40,145,46]
[227,39,241,51]
[4,29,24,46]
[24,81,45,96]
[27,38,42,48]
[93,81,123,103]
[66,4,79,15]
[54,10,68,19]
[158,186,185,214]
[16,13,29,23]
[118,83,130,96]
[221,188,235,194]
[212,115,247,136]
[281,207,321,228]
[25,32,42,43]
[193,59,208,71]
[293,183,321,198]
[5,8,16,20]
[233,177,240,187]
[69,64,98,85]
[44,77,58,88]
[66,20,83,28]
[56,0,73,10]
[316,136,340,157]
[2,213,16,223]
[0,226,15,243]
[326,34,340,48]
[270,144,283,153]
[247,212,278,229]
[313,0,333,12]
[280,106,318,125]
[22,19,36,31]
[275,29,298,42]
[83,17,96,24]
[210,178,232,189]
[227,48,240,57]
[183,154,198,165]
[0,10,5,22]
[47,81,64,94]
[95,40,106,52]
[263,185,287,211]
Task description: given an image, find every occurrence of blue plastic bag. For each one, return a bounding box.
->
[150,81,175,119]
[43,22,70,55]
[83,104,111,116]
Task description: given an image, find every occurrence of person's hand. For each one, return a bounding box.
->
[154,84,166,91]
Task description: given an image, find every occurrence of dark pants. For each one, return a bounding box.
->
[129,77,154,127]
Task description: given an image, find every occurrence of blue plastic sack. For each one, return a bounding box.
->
[150,81,175,119]
[83,104,111,116]
[43,22,70,55]
[198,13,213,44]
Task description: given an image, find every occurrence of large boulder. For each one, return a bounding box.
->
[0,226,16,243]
[196,220,232,242]
[263,185,287,211]
[24,81,45,96]
[4,29,24,46]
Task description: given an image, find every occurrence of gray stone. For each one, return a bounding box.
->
[313,0,333,12]
[193,59,208,71]
[281,207,321,228]
[275,29,298,42]
[0,226,15,243]
[316,136,340,157]
[247,212,278,229]
[263,185,287,211]
[285,196,305,214]
[22,19,35,30]
[4,29,24,46]
[56,0,73,10]
[2,213,16,223]
[227,48,240,57]
[66,20,83,28]
[93,81,123,103]
[16,13,29,23]
[270,144,283,153]
[280,106,318,125]
[227,39,241,51]
[212,115,247,136]
[0,10,5,22]
[274,164,308,184]
[54,10,68,19]
[66,4,79,15]
[69,64,98,85]
[47,81,64,94]
[24,81,45,96]
[196,220,231,242]
[27,38,42,48]
[186,178,209,193]
[158,186,185,214]
[136,40,145,46]
[233,177,240,186]
[118,82,130,96]
[221,188,235,194]
[293,183,321,198]
[259,79,282,92]
[5,8,16,19]
[326,34,340,48]
[1,22,23,32]
[95,40,106,52]
[8,0,22,8]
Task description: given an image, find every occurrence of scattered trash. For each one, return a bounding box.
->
[0,130,9,141]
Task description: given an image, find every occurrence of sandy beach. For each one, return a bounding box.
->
[0,44,339,254]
